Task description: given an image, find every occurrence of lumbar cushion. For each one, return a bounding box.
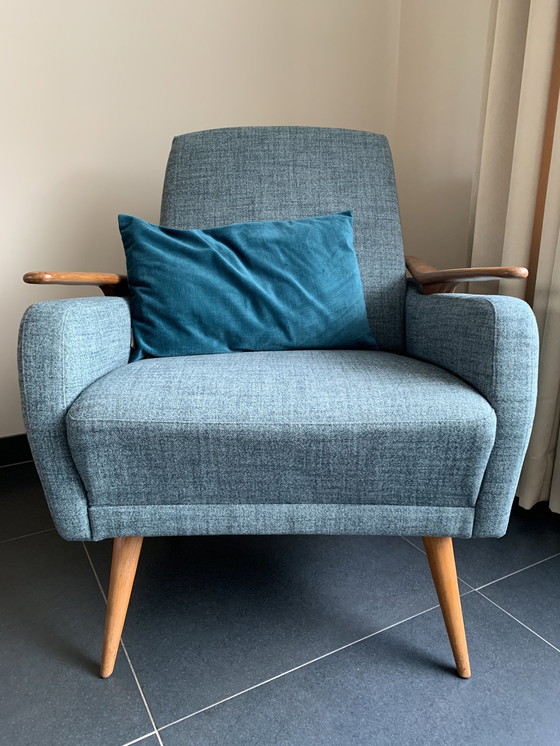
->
[119,211,377,359]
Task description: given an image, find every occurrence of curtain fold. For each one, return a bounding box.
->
[469,0,560,512]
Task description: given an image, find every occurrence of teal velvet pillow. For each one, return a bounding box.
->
[118,211,377,359]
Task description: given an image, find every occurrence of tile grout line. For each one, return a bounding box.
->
[401,536,560,594]
[158,602,441,733]
[120,645,164,746]
[77,537,559,741]
[476,590,560,654]
[81,543,164,746]
[402,540,560,653]
[0,528,55,544]
[400,536,425,555]
[120,731,158,746]
[474,552,560,591]
[399,536,476,592]
[0,459,34,469]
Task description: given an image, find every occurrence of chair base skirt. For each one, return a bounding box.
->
[88,503,475,541]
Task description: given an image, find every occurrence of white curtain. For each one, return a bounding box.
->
[469,0,560,512]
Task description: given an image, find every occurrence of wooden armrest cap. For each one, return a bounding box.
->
[405,256,528,285]
[23,271,127,286]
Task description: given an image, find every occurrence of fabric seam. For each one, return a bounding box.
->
[65,414,496,427]
[89,503,475,511]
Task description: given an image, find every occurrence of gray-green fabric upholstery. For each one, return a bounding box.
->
[161,127,405,352]
[406,288,539,537]
[18,297,131,539]
[66,350,496,540]
[18,127,538,542]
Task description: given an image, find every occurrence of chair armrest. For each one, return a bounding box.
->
[405,255,528,294]
[406,285,539,537]
[23,271,129,297]
[18,297,132,540]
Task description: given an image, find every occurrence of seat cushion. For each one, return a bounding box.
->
[67,350,496,526]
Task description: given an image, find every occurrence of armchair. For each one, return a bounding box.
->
[18,127,538,681]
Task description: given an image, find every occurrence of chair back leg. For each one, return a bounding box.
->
[100,536,144,678]
[422,536,471,678]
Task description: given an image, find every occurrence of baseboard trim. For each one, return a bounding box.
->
[0,434,32,467]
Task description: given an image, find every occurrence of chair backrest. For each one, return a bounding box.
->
[160,126,406,351]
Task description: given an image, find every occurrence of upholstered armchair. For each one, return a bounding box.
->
[18,127,538,680]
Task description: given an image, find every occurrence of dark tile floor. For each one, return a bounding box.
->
[1,461,559,746]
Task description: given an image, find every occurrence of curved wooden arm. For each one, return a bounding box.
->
[405,256,528,295]
[23,271,130,297]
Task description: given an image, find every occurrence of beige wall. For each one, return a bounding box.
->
[1,0,490,437]
[393,0,492,268]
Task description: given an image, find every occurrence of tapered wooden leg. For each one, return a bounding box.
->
[422,536,471,678]
[100,536,144,678]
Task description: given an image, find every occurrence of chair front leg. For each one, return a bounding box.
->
[100,536,144,678]
[422,536,471,678]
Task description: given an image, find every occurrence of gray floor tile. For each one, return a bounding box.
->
[481,553,560,649]
[5,462,559,745]
[407,501,560,588]
[159,593,560,746]
[87,534,458,726]
[0,461,53,542]
[0,531,153,746]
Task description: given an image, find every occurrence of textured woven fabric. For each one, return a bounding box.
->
[87,504,475,542]
[17,298,132,539]
[17,130,537,546]
[120,211,376,359]
[67,351,496,536]
[160,127,406,352]
[406,286,539,538]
